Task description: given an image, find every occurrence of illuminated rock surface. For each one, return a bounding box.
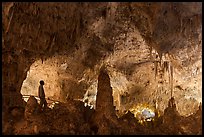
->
[2,2,202,135]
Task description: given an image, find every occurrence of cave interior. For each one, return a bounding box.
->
[2,2,202,135]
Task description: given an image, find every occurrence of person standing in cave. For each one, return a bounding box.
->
[38,80,47,111]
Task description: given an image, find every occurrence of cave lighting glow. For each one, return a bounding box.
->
[130,103,159,124]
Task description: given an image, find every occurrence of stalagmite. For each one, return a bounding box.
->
[95,67,115,116]
[2,2,202,135]
[90,66,119,135]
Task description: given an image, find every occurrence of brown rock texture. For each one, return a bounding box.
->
[95,67,115,114]
[24,96,40,120]
[90,67,119,135]
[2,2,202,135]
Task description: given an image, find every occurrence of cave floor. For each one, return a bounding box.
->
[2,99,202,135]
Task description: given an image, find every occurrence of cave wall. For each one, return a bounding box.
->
[2,53,34,110]
[2,2,83,110]
[2,2,202,116]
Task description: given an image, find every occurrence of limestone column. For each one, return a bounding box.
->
[95,68,115,116]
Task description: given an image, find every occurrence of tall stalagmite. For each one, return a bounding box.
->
[90,67,119,135]
[95,67,115,116]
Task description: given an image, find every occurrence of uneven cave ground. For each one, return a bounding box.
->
[2,2,202,135]
[2,69,202,135]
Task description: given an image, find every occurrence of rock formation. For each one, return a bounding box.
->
[24,96,40,120]
[2,2,202,135]
[90,67,119,135]
[95,67,115,115]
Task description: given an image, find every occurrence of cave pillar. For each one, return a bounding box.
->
[95,67,115,116]
[91,67,119,134]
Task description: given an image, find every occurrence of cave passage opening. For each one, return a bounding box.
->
[20,58,63,108]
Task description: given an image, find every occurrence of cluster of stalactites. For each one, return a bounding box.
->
[152,51,174,98]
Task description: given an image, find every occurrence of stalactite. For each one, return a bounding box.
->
[170,65,173,98]
[150,44,152,60]
[41,57,43,64]
[163,61,169,76]
[166,61,169,73]
[118,93,121,109]
[180,17,183,34]
[154,61,158,80]
[163,61,165,76]
[5,3,15,34]
[158,52,162,67]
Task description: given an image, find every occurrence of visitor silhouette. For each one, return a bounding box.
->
[38,80,47,111]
